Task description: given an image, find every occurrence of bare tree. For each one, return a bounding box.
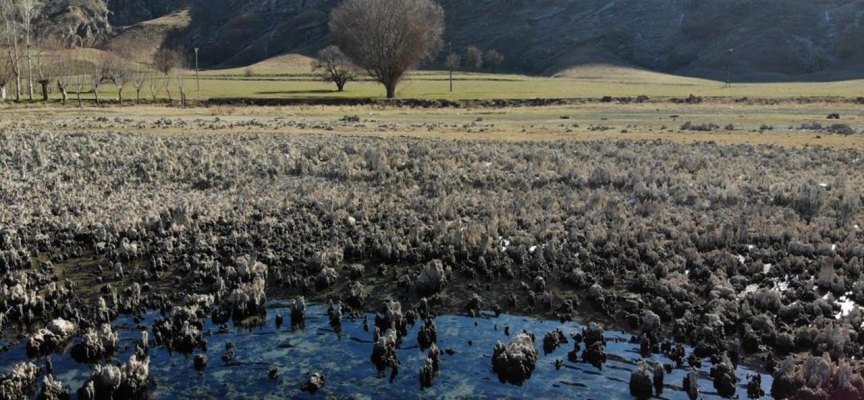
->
[484,49,504,73]
[71,52,87,107]
[33,38,57,102]
[1,0,21,101]
[147,73,158,102]
[153,47,180,103]
[105,54,130,105]
[329,0,445,98]
[153,47,179,76]
[0,51,11,100]
[177,54,188,107]
[56,56,70,105]
[312,45,357,92]
[465,46,482,72]
[88,53,108,106]
[132,61,147,104]
[18,0,43,100]
[445,51,459,92]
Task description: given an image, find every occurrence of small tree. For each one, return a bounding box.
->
[19,0,44,100]
[147,73,158,102]
[33,40,57,102]
[88,53,109,106]
[330,0,445,98]
[312,45,357,92]
[71,52,87,107]
[1,0,23,101]
[55,51,75,105]
[105,54,130,105]
[0,56,11,100]
[445,51,459,92]
[152,47,179,76]
[177,54,188,107]
[153,47,180,103]
[132,61,147,104]
[465,46,482,72]
[484,49,504,72]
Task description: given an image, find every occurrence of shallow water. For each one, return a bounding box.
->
[1,302,772,399]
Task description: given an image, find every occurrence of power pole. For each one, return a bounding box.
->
[194,47,200,91]
[447,42,453,93]
[726,49,734,88]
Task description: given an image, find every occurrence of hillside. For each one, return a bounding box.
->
[38,0,864,81]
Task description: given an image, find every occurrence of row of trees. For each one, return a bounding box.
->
[0,44,191,106]
[461,46,505,73]
[0,0,196,106]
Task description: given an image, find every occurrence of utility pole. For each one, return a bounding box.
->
[726,48,734,88]
[194,47,200,91]
[448,42,453,93]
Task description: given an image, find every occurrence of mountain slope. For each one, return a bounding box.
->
[42,0,864,81]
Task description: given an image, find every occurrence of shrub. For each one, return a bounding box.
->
[827,124,855,135]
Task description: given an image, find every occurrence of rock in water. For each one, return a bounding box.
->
[747,373,764,399]
[193,354,207,371]
[629,362,653,400]
[0,362,39,400]
[542,328,568,356]
[300,373,325,394]
[710,353,738,398]
[683,368,699,400]
[653,362,665,396]
[419,358,435,390]
[81,354,149,400]
[71,324,118,363]
[37,375,69,400]
[27,319,77,358]
[290,297,307,329]
[417,319,437,350]
[491,333,539,386]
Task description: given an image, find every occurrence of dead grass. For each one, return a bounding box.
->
[2,102,862,150]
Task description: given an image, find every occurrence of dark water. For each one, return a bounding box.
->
[1,302,772,399]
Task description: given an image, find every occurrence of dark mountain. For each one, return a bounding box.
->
[41,0,864,81]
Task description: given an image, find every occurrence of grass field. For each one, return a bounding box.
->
[193,64,864,100]
[2,53,862,150]
[3,101,862,150]
[14,52,864,103]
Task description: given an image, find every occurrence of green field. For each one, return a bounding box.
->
[10,52,864,104]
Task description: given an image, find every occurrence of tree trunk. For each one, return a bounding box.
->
[26,43,33,100]
[14,74,20,101]
[77,90,82,108]
[0,84,5,100]
[40,81,48,102]
[385,82,396,99]
[136,89,141,104]
[94,89,100,106]
[449,70,453,92]
[61,88,68,105]
[337,82,344,92]
[118,88,123,105]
